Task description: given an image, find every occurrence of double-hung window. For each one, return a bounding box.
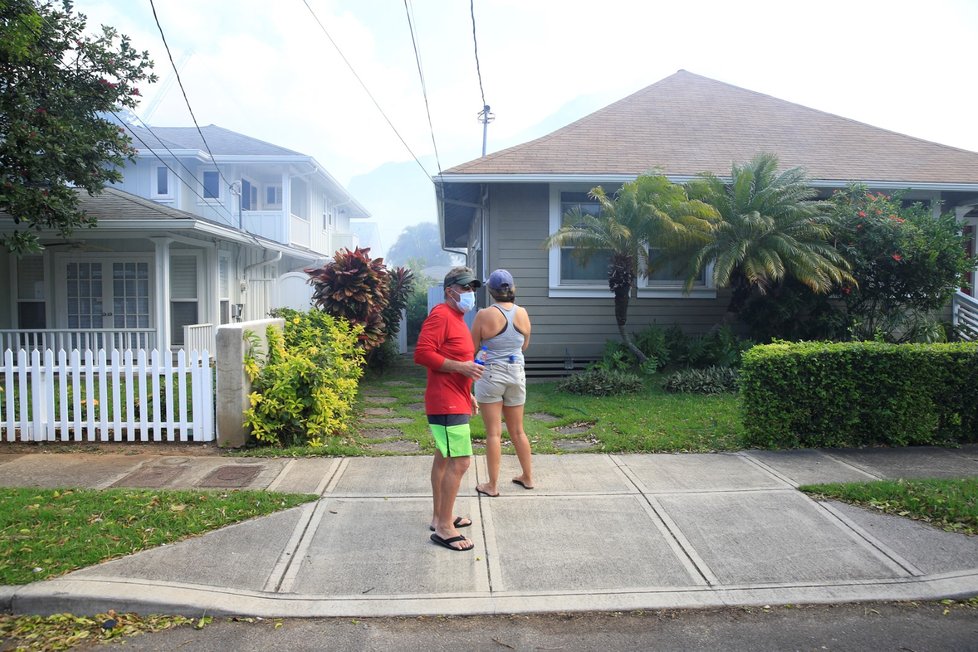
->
[549,184,714,298]
[152,166,173,200]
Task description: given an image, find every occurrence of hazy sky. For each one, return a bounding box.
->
[72,0,978,252]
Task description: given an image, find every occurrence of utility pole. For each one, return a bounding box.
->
[478,104,494,157]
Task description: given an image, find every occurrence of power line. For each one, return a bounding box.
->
[403,0,441,174]
[470,0,493,156]
[147,0,234,193]
[301,0,433,182]
[470,0,487,109]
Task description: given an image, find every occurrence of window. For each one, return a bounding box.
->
[153,166,172,198]
[549,185,714,298]
[202,170,220,199]
[266,185,282,208]
[556,191,609,284]
[169,255,199,346]
[16,255,46,328]
[323,194,334,230]
[219,253,231,325]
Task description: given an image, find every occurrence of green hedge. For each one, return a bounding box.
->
[740,341,978,448]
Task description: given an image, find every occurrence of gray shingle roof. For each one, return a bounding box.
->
[442,70,978,184]
[128,124,304,157]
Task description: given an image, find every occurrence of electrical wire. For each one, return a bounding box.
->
[403,0,442,174]
[301,0,433,182]
[470,0,487,109]
[147,0,235,195]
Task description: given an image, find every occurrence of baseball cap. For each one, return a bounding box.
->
[486,269,514,291]
[443,266,482,288]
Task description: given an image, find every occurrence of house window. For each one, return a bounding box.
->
[111,262,151,329]
[169,255,199,346]
[266,185,282,208]
[202,170,220,200]
[557,191,608,284]
[219,253,231,325]
[323,194,334,230]
[549,185,714,298]
[153,166,172,199]
[16,255,46,329]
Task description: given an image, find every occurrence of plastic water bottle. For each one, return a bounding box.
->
[474,346,488,366]
[508,354,516,363]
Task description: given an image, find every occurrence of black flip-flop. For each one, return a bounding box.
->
[430,533,473,551]
[476,486,499,498]
[429,516,472,532]
[512,479,534,490]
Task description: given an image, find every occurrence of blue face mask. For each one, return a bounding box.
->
[454,290,476,313]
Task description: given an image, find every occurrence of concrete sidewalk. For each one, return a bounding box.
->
[1,446,977,617]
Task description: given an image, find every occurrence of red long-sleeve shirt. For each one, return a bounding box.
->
[414,303,474,415]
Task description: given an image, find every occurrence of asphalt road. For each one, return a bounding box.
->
[76,601,978,651]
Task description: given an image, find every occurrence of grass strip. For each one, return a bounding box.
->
[799,477,978,535]
[0,488,316,585]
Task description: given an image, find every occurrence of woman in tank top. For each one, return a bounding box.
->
[471,269,534,496]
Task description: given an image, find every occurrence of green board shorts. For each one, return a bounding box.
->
[427,414,473,458]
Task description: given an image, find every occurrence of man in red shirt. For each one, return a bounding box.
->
[414,267,484,551]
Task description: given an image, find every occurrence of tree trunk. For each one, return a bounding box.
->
[614,289,647,364]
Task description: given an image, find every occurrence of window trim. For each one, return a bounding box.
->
[548,184,716,299]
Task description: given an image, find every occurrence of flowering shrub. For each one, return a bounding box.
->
[243,309,364,448]
[831,185,973,341]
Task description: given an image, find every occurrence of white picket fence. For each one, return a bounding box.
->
[0,348,214,443]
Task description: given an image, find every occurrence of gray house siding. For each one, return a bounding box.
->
[483,183,730,360]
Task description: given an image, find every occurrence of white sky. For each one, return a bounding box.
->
[72,0,978,253]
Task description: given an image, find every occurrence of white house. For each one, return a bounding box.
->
[0,123,369,354]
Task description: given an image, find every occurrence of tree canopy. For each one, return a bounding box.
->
[0,0,156,254]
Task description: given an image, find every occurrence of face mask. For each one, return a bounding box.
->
[454,290,476,313]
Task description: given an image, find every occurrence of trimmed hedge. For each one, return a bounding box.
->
[740,341,978,449]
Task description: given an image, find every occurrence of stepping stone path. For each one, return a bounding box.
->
[368,440,421,453]
[405,403,425,411]
[552,423,592,435]
[361,428,404,440]
[364,407,394,416]
[363,417,413,425]
[529,413,559,423]
[553,437,600,452]
[364,396,397,405]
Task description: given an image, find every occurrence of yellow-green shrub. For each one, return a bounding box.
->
[243,309,364,447]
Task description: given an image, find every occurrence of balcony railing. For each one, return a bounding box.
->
[952,290,978,340]
[0,329,157,354]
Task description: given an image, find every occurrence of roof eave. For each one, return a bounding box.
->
[435,173,978,192]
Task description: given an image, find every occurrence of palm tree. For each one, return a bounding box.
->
[686,153,854,324]
[543,174,718,362]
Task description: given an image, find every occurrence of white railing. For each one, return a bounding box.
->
[290,213,311,248]
[0,329,156,354]
[952,290,978,340]
[183,323,215,356]
[242,209,286,243]
[0,348,214,443]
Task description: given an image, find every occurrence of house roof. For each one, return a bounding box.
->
[127,124,303,157]
[440,70,978,186]
[63,188,320,261]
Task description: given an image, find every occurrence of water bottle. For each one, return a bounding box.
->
[508,354,516,364]
[474,346,488,366]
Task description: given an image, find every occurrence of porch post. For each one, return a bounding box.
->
[152,237,172,352]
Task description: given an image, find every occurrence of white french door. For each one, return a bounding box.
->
[60,257,153,331]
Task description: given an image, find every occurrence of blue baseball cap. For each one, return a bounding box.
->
[486,269,514,291]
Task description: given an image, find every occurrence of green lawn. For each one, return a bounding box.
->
[238,358,745,457]
[0,488,316,585]
[800,478,978,535]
